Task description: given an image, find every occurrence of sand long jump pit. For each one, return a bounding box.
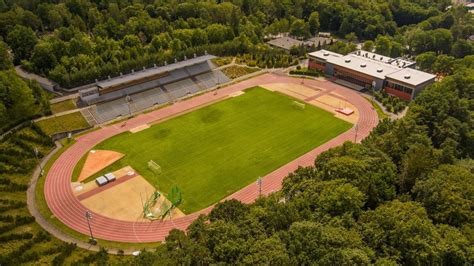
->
[261,83,320,100]
[74,166,185,222]
[309,94,359,124]
[261,83,358,124]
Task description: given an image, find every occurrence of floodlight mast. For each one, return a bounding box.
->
[257,177,263,197]
[85,210,96,245]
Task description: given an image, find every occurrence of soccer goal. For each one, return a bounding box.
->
[292,101,306,110]
[147,160,162,175]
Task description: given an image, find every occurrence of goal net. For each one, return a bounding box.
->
[292,101,306,110]
[147,160,162,175]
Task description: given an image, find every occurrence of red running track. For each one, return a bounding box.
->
[44,74,379,242]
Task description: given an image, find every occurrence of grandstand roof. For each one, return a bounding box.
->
[96,54,216,90]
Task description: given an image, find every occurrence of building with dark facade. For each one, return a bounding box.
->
[308,50,435,100]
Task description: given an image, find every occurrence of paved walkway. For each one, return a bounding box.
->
[43,73,378,243]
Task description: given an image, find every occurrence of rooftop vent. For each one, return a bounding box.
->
[377,68,383,73]
[372,55,376,59]
[323,52,329,56]
[380,56,383,60]
[404,74,411,79]
[107,75,111,80]
[131,69,135,74]
[360,63,366,68]
[345,58,351,63]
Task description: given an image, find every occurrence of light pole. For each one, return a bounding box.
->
[126,95,132,117]
[256,177,262,197]
[34,147,44,176]
[85,210,97,245]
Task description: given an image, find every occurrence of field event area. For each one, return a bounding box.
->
[91,87,351,213]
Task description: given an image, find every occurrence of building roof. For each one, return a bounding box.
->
[267,37,306,50]
[351,50,415,68]
[385,68,436,86]
[327,54,401,79]
[96,54,215,90]
[308,49,342,60]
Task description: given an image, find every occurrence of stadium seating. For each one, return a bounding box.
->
[195,70,230,89]
[164,79,199,100]
[87,61,231,124]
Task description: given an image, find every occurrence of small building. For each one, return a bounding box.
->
[308,49,435,100]
[95,176,108,187]
[104,173,116,182]
[266,36,311,50]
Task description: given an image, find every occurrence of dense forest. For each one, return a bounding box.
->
[0,0,472,264]
[0,0,471,88]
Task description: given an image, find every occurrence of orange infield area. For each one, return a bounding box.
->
[77,150,124,182]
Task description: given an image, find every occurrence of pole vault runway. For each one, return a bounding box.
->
[44,73,379,242]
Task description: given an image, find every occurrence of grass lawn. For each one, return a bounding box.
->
[211,56,233,67]
[35,112,90,136]
[221,65,260,79]
[93,87,351,213]
[368,98,388,120]
[50,99,77,114]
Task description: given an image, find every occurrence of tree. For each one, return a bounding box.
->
[287,221,374,265]
[362,40,374,52]
[315,142,397,208]
[398,143,439,193]
[6,25,37,64]
[416,52,437,71]
[289,19,309,39]
[0,41,12,70]
[29,42,58,74]
[375,35,391,56]
[209,199,249,223]
[206,24,232,44]
[308,11,320,35]
[0,71,37,127]
[359,200,444,265]
[451,39,473,58]
[240,235,290,264]
[287,179,365,218]
[412,164,473,227]
[431,28,453,54]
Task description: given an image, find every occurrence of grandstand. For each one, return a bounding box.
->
[79,54,230,124]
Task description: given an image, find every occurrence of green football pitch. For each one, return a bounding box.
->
[92,87,352,213]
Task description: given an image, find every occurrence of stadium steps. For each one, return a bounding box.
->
[81,107,99,126]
